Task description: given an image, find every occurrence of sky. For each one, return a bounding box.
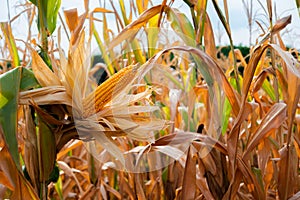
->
[0,0,299,50]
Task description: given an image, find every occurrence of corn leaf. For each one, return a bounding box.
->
[20,68,40,90]
[93,23,114,75]
[0,145,39,199]
[37,114,56,182]
[108,5,161,51]
[262,79,276,101]
[0,67,22,168]
[64,8,79,33]
[31,50,62,87]
[221,97,231,134]
[119,0,129,25]
[136,0,148,14]
[243,103,287,159]
[0,22,20,68]
[166,7,196,47]
[147,14,159,58]
[23,106,39,193]
[203,14,217,59]
[181,147,196,200]
[30,0,61,34]
[211,0,231,38]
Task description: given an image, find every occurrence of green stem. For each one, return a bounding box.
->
[37,0,48,52]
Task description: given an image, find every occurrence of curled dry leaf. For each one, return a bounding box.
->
[243,103,287,159]
[107,5,162,50]
[64,8,79,33]
[271,15,292,35]
[31,50,62,87]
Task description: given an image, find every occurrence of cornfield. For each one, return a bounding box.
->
[0,0,300,199]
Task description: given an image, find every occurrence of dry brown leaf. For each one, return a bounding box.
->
[92,7,114,13]
[237,157,264,199]
[226,43,273,195]
[23,106,39,192]
[203,14,217,60]
[102,181,122,199]
[234,49,248,68]
[200,151,217,176]
[19,86,72,106]
[252,69,269,94]
[271,15,292,35]
[57,140,83,160]
[196,179,214,200]
[257,138,271,176]
[0,171,14,191]
[57,161,84,194]
[243,103,287,159]
[227,102,252,165]
[31,51,62,87]
[119,172,135,199]
[30,102,69,125]
[79,185,97,200]
[64,8,79,33]
[270,44,300,78]
[192,136,227,155]
[196,157,215,200]
[147,46,240,117]
[278,145,298,200]
[0,146,39,199]
[135,173,146,200]
[286,69,300,145]
[153,132,197,146]
[181,146,196,200]
[108,5,162,50]
[264,160,273,191]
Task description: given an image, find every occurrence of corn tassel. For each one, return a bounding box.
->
[83,65,138,117]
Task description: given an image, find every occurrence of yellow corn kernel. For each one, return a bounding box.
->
[83,65,138,117]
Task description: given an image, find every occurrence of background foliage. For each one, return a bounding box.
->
[0,0,300,199]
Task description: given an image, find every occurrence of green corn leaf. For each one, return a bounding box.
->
[20,68,40,90]
[221,97,232,135]
[0,67,22,169]
[54,176,63,200]
[93,23,114,75]
[37,114,56,182]
[30,0,61,34]
[166,8,196,47]
[0,66,41,171]
[0,93,8,109]
[262,79,276,101]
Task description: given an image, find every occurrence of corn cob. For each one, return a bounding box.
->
[83,65,138,117]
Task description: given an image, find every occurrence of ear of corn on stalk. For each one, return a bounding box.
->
[83,64,138,117]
